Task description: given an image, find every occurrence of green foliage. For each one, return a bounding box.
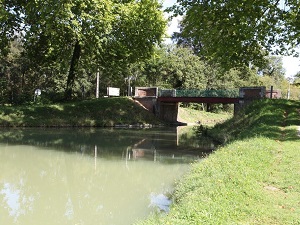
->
[258,55,285,79]
[0,0,166,101]
[170,0,300,69]
[210,99,300,143]
[164,46,206,89]
[292,71,300,87]
[258,59,300,100]
[134,45,260,91]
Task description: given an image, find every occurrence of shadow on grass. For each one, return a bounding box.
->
[206,99,300,143]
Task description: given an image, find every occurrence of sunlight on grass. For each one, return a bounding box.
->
[50,104,64,111]
[136,99,300,225]
[0,98,161,127]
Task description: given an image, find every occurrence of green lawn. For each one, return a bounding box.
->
[136,99,300,225]
[0,97,161,127]
[178,107,232,126]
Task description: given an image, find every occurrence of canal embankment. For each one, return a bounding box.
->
[136,99,300,225]
[0,97,231,127]
[0,98,161,127]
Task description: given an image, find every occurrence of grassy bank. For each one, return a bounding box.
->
[137,99,300,225]
[178,107,232,126]
[0,97,232,127]
[0,97,161,127]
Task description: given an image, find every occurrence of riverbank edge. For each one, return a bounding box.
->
[136,99,300,225]
[0,97,163,127]
[0,97,231,128]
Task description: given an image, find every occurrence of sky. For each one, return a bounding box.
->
[162,0,300,77]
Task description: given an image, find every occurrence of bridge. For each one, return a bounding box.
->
[157,89,240,104]
[134,87,267,123]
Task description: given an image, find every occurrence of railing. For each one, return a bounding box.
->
[159,89,239,98]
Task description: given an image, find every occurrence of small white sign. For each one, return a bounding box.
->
[35,89,41,96]
[107,87,120,97]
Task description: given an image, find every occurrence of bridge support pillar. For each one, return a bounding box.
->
[234,102,243,116]
[157,102,179,123]
[235,86,266,115]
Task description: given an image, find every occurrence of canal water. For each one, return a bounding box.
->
[0,127,217,225]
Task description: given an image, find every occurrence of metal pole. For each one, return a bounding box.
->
[270,86,273,99]
[96,70,100,98]
[94,145,97,171]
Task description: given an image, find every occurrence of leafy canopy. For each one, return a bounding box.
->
[170,0,300,69]
[0,0,167,101]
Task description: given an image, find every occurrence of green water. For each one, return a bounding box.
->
[0,127,216,225]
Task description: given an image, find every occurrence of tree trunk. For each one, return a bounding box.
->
[65,40,81,100]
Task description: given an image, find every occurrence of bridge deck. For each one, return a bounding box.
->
[157,97,240,104]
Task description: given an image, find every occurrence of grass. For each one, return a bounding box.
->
[0,97,162,127]
[178,107,232,126]
[136,99,300,225]
[209,99,300,143]
[0,98,233,128]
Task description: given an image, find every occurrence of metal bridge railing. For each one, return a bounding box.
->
[159,89,239,98]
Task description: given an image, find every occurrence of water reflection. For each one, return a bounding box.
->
[0,127,217,225]
[0,127,216,163]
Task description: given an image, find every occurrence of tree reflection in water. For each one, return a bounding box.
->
[0,127,218,225]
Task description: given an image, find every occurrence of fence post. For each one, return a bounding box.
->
[96,70,100,98]
[270,86,273,99]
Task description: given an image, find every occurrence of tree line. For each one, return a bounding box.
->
[0,0,299,105]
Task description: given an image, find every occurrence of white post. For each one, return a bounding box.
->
[94,145,98,171]
[287,82,290,100]
[287,77,293,100]
[96,70,100,98]
[127,78,131,96]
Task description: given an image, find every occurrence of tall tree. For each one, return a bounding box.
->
[259,56,285,80]
[1,0,166,100]
[170,0,300,69]
[164,46,206,89]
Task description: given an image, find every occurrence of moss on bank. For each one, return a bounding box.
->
[136,99,300,225]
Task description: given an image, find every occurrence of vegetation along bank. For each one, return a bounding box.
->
[0,97,232,127]
[0,98,161,127]
[137,99,300,225]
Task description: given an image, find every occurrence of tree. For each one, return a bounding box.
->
[164,46,206,89]
[258,55,285,80]
[0,39,38,104]
[169,0,300,69]
[293,71,300,86]
[1,0,166,100]
[133,45,260,91]
[138,45,207,89]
